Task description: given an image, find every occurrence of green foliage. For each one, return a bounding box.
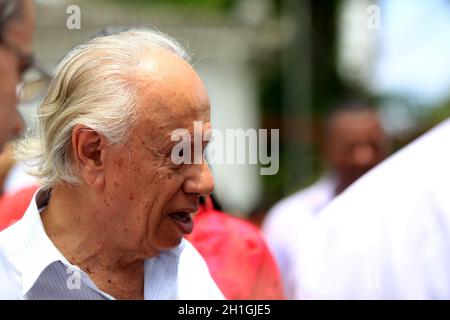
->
[423,100,450,128]
[110,0,239,11]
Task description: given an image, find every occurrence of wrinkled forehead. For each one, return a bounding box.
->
[131,48,211,137]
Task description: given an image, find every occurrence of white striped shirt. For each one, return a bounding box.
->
[0,190,224,300]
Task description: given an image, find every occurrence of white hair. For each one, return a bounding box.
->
[16,28,190,191]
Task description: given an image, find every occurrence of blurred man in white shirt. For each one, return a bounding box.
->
[263,102,391,298]
[304,118,450,299]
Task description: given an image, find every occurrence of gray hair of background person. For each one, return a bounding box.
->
[16,28,191,191]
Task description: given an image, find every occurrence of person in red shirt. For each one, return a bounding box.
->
[0,184,37,231]
[186,196,285,300]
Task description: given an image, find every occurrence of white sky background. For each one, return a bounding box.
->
[371,0,450,105]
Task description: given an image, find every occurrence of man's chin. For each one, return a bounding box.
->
[151,236,184,252]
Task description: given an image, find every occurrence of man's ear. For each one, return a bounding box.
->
[71,124,107,189]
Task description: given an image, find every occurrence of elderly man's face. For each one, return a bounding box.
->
[0,0,34,150]
[99,49,214,253]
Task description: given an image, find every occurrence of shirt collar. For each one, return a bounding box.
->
[5,188,75,295]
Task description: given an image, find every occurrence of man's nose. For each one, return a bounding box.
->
[183,162,214,196]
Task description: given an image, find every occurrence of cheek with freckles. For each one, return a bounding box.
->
[107,148,187,251]
[139,168,187,250]
[100,152,157,244]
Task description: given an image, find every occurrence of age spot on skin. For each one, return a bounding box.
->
[167,91,178,99]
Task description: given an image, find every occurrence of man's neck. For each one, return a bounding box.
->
[40,184,146,299]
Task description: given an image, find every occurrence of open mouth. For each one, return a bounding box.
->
[168,212,194,234]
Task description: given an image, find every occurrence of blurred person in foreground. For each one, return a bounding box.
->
[0,0,34,151]
[262,102,391,299]
[0,29,224,300]
[0,0,39,233]
[187,196,285,299]
[302,117,450,299]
